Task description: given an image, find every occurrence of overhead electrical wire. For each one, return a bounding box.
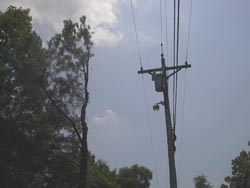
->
[172,0,176,133]
[162,1,171,188]
[177,70,187,184]
[130,0,192,186]
[176,0,181,69]
[164,1,170,188]
[178,0,193,184]
[160,0,163,48]
[140,77,160,188]
[129,1,160,188]
[165,0,169,63]
[129,0,143,69]
[173,0,181,134]
[185,0,193,62]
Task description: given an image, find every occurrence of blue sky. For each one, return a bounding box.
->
[1,1,250,188]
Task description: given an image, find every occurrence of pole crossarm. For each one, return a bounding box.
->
[138,64,191,74]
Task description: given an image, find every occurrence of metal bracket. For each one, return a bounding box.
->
[167,68,181,79]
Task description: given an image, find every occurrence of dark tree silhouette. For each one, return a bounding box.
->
[45,16,93,188]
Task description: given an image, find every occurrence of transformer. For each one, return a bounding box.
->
[152,73,163,92]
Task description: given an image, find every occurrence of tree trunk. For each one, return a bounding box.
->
[79,99,88,188]
[79,57,90,188]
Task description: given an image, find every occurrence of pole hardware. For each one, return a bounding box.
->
[153,101,164,111]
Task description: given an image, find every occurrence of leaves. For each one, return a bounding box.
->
[0,6,78,188]
[0,6,153,188]
[47,16,93,120]
[117,165,153,188]
[193,174,213,188]
[87,156,153,188]
[223,150,250,188]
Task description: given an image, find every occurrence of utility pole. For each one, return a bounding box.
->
[138,53,191,188]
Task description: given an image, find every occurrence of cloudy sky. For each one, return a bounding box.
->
[1,0,250,188]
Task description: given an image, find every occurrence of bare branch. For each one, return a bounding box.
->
[41,85,83,147]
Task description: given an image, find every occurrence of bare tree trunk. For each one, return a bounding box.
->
[79,119,88,188]
[79,61,89,188]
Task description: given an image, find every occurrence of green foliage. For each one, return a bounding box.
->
[220,184,228,188]
[117,165,152,188]
[46,13,94,188]
[193,174,213,188]
[0,6,48,188]
[222,150,250,188]
[87,155,153,188]
[0,6,46,114]
[47,15,93,120]
[0,6,78,188]
[0,5,153,188]
[87,156,119,188]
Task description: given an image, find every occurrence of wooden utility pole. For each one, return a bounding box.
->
[138,53,191,188]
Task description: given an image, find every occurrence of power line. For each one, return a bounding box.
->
[130,1,192,187]
[160,0,163,48]
[177,70,187,184]
[138,52,191,188]
[129,1,160,188]
[129,0,143,69]
[173,0,181,134]
[172,0,176,135]
[177,0,192,183]
[176,0,181,68]
[164,0,169,65]
[178,0,192,181]
[185,0,193,62]
[141,77,160,188]
[164,1,170,188]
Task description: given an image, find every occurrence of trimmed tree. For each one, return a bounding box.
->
[44,16,93,188]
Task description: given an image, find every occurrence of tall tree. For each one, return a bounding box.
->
[45,16,93,188]
[193,174,213,188]
[0,6,55,188]
[221,150,250,188]
[0,5,153,188]
[0,6,80,188]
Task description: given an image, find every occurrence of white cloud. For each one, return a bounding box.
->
[94,27,123,47]
[93,109,119,125]
[0,0,123,47]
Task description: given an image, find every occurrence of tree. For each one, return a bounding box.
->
[44,15,93,188]
[193,174,213,188]
[221,150,250,188]
[0,6,79,188]
[220,184,228,188]
[87,155,153,188]
[0,5,152,188]
[117,165,153,188]
[87,155,119,188]
[0,6,58,188]
[0,6,50,188]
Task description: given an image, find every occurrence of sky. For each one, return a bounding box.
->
[1,0,250,188]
